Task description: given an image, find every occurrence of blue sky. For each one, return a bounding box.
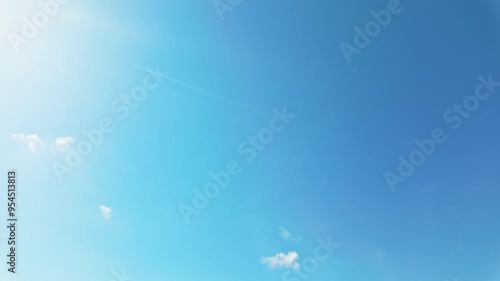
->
[1,0,500,280]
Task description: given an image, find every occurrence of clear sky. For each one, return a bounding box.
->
[1,0,500,281]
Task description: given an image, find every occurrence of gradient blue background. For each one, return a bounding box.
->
[1,0,500,280]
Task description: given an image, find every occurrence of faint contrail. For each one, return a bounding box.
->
[133,65,264,114]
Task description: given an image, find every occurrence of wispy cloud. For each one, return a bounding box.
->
[261,251,300,269]
[280,227,291,240]
[99,205,112,220]
[11,133,43,151]
[11,134,78,153]
[55,136,74,152]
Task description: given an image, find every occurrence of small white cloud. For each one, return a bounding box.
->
[99,205,112,220]
[55,136,74,151]
[11,134,43,151]
[280,227,291,240]
[261,251,300,269]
